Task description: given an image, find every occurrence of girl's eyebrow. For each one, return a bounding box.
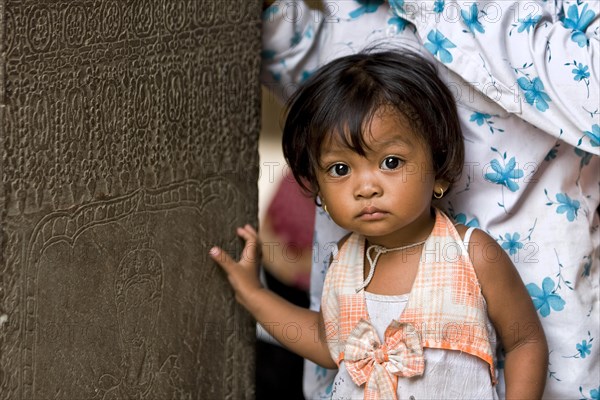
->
[380,137,413,147]
[319,148,348,160]
[320,136,414,159]
[319,137,351,157]
[368,136,415,151]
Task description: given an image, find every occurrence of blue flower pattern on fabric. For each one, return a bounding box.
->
[574,147,593,186]
[262,5,279,21]
[579,386,600,400]
[290,30,302,47]
[546,191,581,222]
[510,13,541,36]
[349,0,384,19]
[583,124,599,147]
[325,382,333,396]
[447,204,481,228]
[388,0,405,13]
[461,3,485,34]
[518,14,541,33]
[453,213,480,228]
[424,30,456,63]
[565,60,592,97]
[562,3,596,47]
[485,156,524,192]
[556,193,580,221]
[470,112,504,133]
[545,143,560,161]
[305,24,314,40]
[517,77,552,112]
[300,70,314,83]
[576,340,592,358]
[270,71,281,83]
[315,365,328,378]
[582,255,592,277]
[434,0,445,13]
[526,277,566,317]
[501,233,524,255]
[387,16,408,32]
[261,49,277,60]
[566,332,595,359]
[470,112,492,126]
[572,63,590,81]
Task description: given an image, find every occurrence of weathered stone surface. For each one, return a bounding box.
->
[0,1,260,398]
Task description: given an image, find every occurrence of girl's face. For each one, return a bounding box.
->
[316,108,446,248]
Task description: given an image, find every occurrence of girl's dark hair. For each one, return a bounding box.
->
[282,50,464,198]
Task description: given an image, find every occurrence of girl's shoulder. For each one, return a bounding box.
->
[455,225,515,289]
[453,223,470,240]
[452,223,495,250]
[451,223,508,281]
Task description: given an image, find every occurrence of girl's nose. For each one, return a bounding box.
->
[354,175,382,199]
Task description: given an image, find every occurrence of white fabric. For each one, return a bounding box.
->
[331,292,499,400]
[462,226,476,249]
[261,1,599,399]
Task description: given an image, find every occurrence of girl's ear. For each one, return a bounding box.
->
[433,180,450,199]
[314,194,323,207]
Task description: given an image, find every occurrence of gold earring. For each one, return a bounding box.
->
[433,187,444,199]
[323,204,329,214]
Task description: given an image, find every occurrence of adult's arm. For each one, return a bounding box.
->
[261,1,422,102]
[390,0,599,152]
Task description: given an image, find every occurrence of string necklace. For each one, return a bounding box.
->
[356,239,427,293]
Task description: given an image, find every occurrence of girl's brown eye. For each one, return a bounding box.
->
[381,156,402,170]
[328,163,350,177]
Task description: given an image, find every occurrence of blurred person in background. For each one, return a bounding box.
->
[256,170,315,399]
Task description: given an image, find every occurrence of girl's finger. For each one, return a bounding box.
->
[244,224,258,236]
[237,225,258,242]
[209,247,237,273]
[240,237,260,267]
[211,225,260,270]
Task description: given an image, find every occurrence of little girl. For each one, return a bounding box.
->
[210,51,548,399]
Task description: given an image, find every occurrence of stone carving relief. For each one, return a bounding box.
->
[0,1,261,398]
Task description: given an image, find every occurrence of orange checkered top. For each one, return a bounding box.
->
[321,208,497,384]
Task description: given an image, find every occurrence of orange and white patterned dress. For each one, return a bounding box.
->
[321,208,498,400]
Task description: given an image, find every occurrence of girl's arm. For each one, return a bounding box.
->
[468,229,548,399]
[209,224,336,369]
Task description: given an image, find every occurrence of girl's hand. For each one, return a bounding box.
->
[211,224,334,368]
[209,224,263,308]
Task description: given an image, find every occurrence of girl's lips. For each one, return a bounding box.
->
[357,206,387,220]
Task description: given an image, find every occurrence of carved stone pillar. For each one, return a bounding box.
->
[0,1,260,398]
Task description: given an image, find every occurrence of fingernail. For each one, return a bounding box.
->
[209,247,220,256]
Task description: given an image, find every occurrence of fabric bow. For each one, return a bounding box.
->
[344,319,425,400]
